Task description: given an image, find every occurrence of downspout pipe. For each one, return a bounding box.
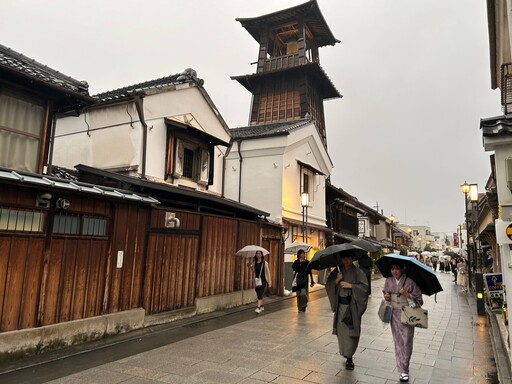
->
[134,95,147,179]
[236,139,243,203]
[46,113,57,175]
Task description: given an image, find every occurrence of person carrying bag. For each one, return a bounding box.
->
[382,260,423,383]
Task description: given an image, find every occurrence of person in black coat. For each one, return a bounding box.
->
[292,249,314,312]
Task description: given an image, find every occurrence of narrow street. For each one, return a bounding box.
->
[0,272,499,383]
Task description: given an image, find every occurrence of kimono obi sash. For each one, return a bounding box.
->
[390,293,408,309]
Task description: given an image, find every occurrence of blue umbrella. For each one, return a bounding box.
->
[375,253,443,296]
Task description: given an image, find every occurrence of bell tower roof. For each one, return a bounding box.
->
[236,0,339,48]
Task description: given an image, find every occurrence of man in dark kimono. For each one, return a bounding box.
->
[326,252,369,370]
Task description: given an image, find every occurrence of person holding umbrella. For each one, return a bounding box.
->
[247,250,271,314]
[382,259,423,382]
[325,251,369,371]
[292,249,314,312]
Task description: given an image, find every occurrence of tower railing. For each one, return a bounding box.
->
[261,53,310,73]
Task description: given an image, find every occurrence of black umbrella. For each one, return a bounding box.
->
[307,243,367,272]
[350,238,380,253]
[443,251,460,258]
[375,253,443,296]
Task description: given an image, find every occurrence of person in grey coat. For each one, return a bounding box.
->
[325,252,369,370]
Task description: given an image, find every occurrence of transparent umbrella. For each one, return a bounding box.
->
[235,245,269,258]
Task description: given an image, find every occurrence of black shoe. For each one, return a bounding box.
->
[345,358,354,370]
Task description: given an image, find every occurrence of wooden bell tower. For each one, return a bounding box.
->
[232,0,341,148]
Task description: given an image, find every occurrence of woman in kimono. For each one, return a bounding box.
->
[292,249,314,312]
[382,260,423,382]
[457,258,468,292]
[325,252,369,370]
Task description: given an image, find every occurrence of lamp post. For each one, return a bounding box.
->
[461,181,472,288]
[469,184,479,271]
[301,192,309,243]
[389,214,395,251]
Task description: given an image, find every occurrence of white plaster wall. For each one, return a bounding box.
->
[55,84,229,195]
[224,122,332,227]
[54,104,140,170]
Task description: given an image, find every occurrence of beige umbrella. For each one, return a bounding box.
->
[236,245,269,258]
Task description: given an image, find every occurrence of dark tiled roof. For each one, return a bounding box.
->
[230,119,311,139]
[236,0,339,48]
[93,68,204,103]
[231,62,341,100]
[480,115,512,136]
[0,43,90,97]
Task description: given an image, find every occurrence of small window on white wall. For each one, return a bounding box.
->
[173,138,210,185]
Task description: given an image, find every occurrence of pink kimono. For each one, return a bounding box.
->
[383,274,423,375]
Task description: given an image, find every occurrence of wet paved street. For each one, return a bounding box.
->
[0,271,500,383]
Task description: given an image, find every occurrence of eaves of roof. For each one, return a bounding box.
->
[0,44,96,109]
[0,167,159,205]
[93,69,204,104]
[480,114,512,136]
[231,62,341,100]
[236,0,339,48]
[230,119,311,139]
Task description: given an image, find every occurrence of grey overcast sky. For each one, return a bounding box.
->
[1,0,501,234]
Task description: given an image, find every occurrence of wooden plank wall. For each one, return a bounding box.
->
[42,238,108,325]
[143,208,201,314]
[0,237,45,331]
[106,204,149,313]
[196,216,238,298]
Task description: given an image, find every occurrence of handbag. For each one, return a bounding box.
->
[291,274,297,288]
[378,300,392,323]
[255,261,264,288]
[400,305,428,328]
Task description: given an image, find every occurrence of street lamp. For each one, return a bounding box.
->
[388,214,395,251]
[461,181,472,288]
[469,184,479,271]
[301,192,309,243]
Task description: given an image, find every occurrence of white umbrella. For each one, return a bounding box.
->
[421,251,432,257]
[284,241,312,254]
[408,251,419,256]
[236,245,269,258]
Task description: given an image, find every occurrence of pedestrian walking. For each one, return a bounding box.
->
[443,257,451,273]
[325,252,369,371]
[451,256,458,282]
[432,255,438,272]
[382,260,423,382]
[292,249,314,312]
[457,258,468,292]
[248,250,271,314]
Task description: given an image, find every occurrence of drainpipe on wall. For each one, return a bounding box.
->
[46,113,57,175]
[236,139,243,203]
[134,95,147,179]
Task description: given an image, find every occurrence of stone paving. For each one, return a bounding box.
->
[36,271,501,384]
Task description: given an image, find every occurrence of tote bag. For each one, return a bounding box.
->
[400,305,428,328]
